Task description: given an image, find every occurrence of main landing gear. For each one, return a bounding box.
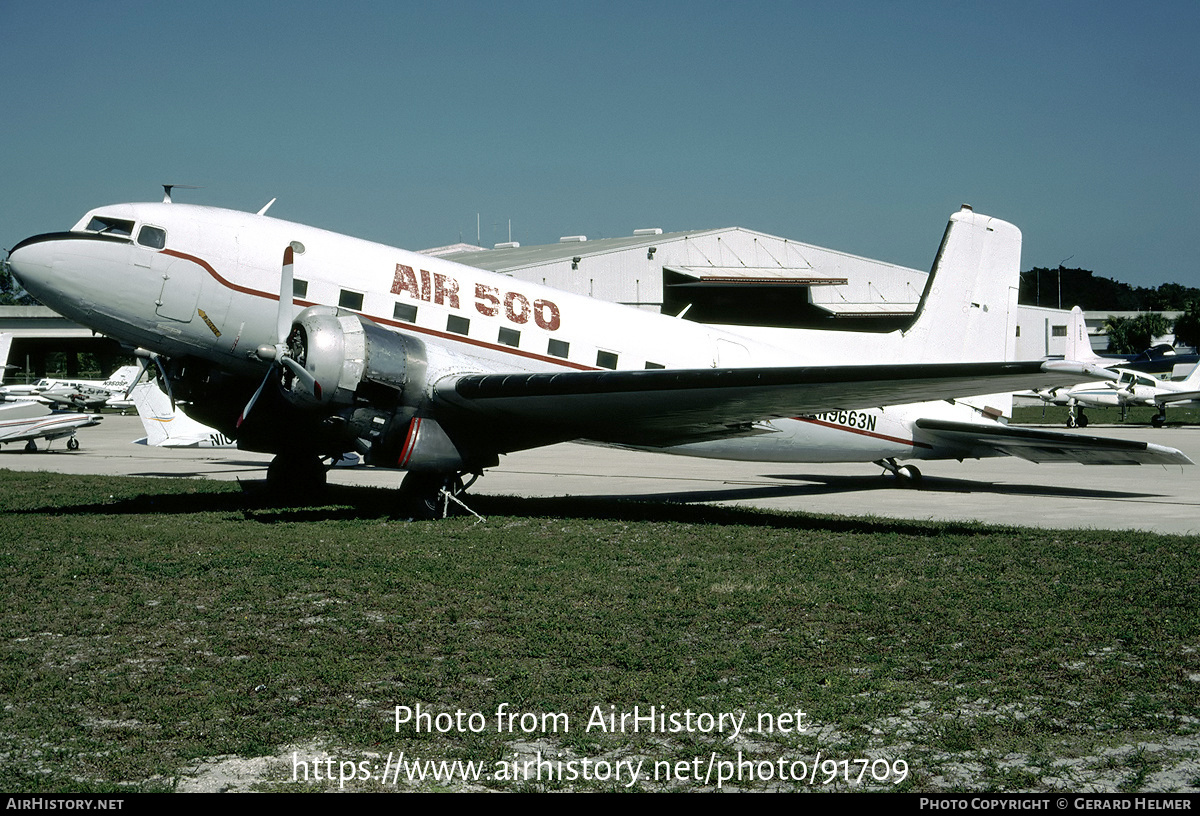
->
[1066,405,1088,428]
[1151,410,1167,428]
[876,458,922,487]
[400,471,484,521]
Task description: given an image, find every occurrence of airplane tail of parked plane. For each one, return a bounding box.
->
[131,381,233,447]
[899,206,1021,364]
[0,333,13,383]
[104,365,144,393]
[1064,306,1101,363]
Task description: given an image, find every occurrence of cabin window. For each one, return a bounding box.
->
[84,215,134,237]
[548,339,570,358]
[394,302,417,322]
[293,279,308,298]
[136,225,166,249]
[339,290,364,311]
[447,315,470,335]
[1051,325,1067,337]
[645,361,665,369]
[498,327,520,347]
[596,350,618,370]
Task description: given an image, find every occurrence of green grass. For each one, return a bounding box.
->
[0,471,1197,792]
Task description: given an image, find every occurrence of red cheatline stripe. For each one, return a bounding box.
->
[792,416,933,449]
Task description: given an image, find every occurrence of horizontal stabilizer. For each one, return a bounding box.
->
[915,418,1193,465]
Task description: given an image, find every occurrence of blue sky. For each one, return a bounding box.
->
[2,1,1197,287]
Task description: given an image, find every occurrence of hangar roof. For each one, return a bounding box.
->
[429,228,706,272]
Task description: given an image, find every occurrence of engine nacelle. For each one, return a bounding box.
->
[281,305,426,410]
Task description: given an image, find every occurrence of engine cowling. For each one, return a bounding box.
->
[280,305,426,409]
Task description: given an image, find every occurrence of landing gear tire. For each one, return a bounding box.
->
[266,453,327,503]
[1151,413,1166,428]
[67,437,80,451]
[1076,411,1088,428]
[876,458,923,488]
[401,471,466,520]
[24,440,36,452]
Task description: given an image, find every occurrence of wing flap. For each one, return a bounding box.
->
[915,418,1193,465]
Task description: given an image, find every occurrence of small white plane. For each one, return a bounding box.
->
[0,365,142,411]
[0,400,100,451]
[7,197,1189,515]
[1066,363,1200,428]
[1026,307,1200,427]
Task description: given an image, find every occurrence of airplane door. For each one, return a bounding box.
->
[155,256,201,322]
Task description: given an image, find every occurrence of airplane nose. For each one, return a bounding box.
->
[7,234,62,300]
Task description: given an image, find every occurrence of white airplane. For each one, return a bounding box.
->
[1066,363,1200,428]
[0,365,142,411]
[0,400,100,451]
[1025,307,1200,427]
[7,198,1189,516]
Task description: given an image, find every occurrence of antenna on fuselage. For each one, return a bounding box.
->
[161,184,201,203]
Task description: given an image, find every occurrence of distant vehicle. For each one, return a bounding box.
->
[0,401,100,451]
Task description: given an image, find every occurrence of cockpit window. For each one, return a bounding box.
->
[137,225,166,249]
[84,215,135,237]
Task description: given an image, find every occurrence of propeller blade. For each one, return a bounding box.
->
[237,368,273,429]
[277,241,305,344]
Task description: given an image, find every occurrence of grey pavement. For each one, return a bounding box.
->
[3,414,1198,535]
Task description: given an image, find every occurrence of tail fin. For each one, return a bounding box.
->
[1064,306,1102,362]
[104,365,143,392]
[0,333,12,383]
[901,205,1021,363]
[131,382,174,445]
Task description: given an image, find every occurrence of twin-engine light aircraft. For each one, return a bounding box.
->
[1027,307,1200,427]
[0,401,100,451]
[7,197,1190,515]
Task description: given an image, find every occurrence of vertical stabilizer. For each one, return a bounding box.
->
[1064,306,1101,362]
[901,206,1021,363]
[0,333,13,384]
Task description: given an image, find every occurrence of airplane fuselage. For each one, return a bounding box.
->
[14,200,1158,484]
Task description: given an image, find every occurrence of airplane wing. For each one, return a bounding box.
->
[914,418,1193,465]
[434,360,1102,450]
[1156,390,1200,405]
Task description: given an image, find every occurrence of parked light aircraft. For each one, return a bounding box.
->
[1066,363,1200,428]
[0,365,141,411]
[0,401,100,451]
[1026,307,1200,427]
[7,199,1190,515]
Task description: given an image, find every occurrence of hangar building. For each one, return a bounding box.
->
[428,226,1074,360]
